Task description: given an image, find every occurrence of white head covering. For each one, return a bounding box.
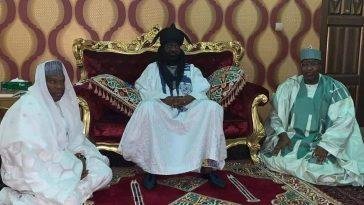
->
[0,60,84,150]
[0,61,110,204]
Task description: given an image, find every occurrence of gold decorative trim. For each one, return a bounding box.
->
[78,97,90,136]
[73,25,244,82]
[73,25,161,82]
[182,41,243,67]
[95,142,120,153]
[226,138,247,148]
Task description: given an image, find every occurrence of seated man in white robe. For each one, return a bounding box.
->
[260,47,364,186]
[119,24,227,190]
[0,60,112,204]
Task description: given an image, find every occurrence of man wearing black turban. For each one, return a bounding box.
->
[118,24,227,190]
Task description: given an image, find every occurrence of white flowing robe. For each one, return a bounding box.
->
[119,62,227,175]
[0,61,112,205]
[260,74,364,186]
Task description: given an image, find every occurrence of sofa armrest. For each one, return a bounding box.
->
[245,83,268,163]
[225,82,269,163]
[78,96,90,136]
[242,82,269,137]
[226,82,269,127]
[75,83,103,139]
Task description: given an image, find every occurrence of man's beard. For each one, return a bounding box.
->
[161,50,181,65]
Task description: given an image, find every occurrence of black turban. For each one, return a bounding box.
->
[152,24,191,46]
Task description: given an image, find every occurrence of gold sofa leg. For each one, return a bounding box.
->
[247,138,262,164]
[248,145,259,164]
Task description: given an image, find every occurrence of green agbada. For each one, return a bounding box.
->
[260,74,364,186]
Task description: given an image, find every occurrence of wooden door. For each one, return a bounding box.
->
[321,0,364,126]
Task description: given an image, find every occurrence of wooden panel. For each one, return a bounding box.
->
[326,26,362,74]
[328,0,363,15]
[347,85,359,106]
[328,74,360,84]
[358,25,364,125]
[328,16,364,26]
[322,0,364,125]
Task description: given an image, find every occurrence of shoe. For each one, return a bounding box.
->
[143,173,157,190]
[203,171,226,188]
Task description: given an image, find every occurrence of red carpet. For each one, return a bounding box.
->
[89,161,341,205]
[92,171,283,204]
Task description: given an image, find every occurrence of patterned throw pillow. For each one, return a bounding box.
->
[88,66,245,116]
[207,66,246,107]
[88,74,141,116]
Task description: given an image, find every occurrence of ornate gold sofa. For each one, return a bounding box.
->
[73,25,269,163]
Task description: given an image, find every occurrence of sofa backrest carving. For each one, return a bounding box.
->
[73,25,244,84]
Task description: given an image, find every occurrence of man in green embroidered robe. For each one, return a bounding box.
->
[260,47,364,186]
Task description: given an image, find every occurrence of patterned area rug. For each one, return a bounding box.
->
[316,185,364,204]
[90,161,344,205]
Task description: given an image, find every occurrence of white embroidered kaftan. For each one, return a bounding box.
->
[260,74,364,186]
[119,62,227,175]
[0,61,112,205]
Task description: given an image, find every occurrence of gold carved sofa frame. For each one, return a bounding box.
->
[74,25,268,163]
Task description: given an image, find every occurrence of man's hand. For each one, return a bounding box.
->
[176,95,195,107]
[161,96,177,107]
[161,95,195,108]
[272,132,291,156]
[75,153,88,180]
[313,146,328,164]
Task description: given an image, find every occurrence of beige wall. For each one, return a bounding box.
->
[0,0,322,119]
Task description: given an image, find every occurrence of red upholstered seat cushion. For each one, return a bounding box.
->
[89,120,249,145]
